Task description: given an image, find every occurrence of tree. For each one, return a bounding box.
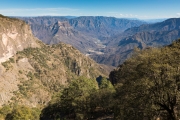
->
[113,40,180,120]
[0,105,12,119]
[40,76,98,120]
[99,77,114,90]
[5,106,32,120]
[5,105,40,120]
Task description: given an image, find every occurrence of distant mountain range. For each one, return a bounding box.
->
[143,18,167,23]
[17,16,146,63]
[17,16,180,66]
[19,16,146,39]
[92,18,180,66]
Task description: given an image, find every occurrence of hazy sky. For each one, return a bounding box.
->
[0,0,180,19]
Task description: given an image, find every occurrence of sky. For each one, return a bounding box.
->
[0,0,180,19]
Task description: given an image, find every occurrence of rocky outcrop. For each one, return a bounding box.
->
[0,15,39,63]
[0,15,39,106]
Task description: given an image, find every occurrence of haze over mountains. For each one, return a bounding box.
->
[17,16,180,66]
[93,18,180,66]
[17,16,146,65]
[20,16,145,52]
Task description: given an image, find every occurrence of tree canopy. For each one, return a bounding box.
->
[111,39,180,120]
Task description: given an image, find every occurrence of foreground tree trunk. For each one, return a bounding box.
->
[172,107,178,120]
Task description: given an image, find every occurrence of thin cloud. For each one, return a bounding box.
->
[0,8,79,12]
[177,13,180,16]
[106,12,140,18]
[0,8,79,16]
[107,12,118,14]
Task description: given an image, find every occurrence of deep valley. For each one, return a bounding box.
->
[1,13,180,120]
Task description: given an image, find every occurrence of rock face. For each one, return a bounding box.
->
[0,15,109,107]
[0,15,39,106]
[0,15,39,63]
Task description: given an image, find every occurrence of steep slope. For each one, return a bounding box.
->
[0,15,109,107]
[0,14,39,106]
[0,42,108,107]
[0,15,39,63]
[93,18,180,66]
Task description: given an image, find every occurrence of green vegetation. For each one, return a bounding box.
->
[11,42,107,96]
[40,39,180,120]
[17,47,51,69]
[1,60,12,71]
[0,105,40,120]
[9,58,15,63]
[110,39,180,120]
[1,58,15,71]
[5,106,40,120]
[0,105,12,119]
[40,76,114,120]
